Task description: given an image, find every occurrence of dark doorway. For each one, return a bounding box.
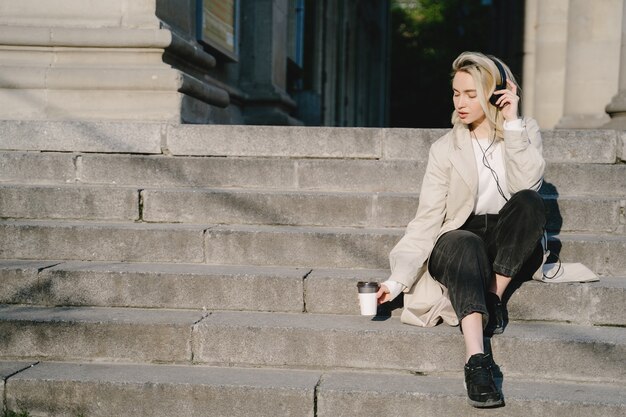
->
[389,0,525,128]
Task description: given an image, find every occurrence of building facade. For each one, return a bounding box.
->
[0,0,390,126]
[0,0,624,128]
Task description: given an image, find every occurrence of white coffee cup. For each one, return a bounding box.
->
[357,281,379,316]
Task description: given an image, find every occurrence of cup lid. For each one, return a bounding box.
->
[357,281,379,293]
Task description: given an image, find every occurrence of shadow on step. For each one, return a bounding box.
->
[371,294,404,321]
[539,181,563,260]
[504,181,562,304]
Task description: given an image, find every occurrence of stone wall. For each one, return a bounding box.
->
[0,0,192,122]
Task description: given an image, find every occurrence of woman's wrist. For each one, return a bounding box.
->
[503,118,523,131]
[380,279,406,301]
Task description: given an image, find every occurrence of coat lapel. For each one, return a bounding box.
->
[449,125,478,195]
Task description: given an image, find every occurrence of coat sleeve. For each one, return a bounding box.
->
[503,117,545,192]
[388,139,449,290]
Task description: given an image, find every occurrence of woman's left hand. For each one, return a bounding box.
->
[493,79,520,121]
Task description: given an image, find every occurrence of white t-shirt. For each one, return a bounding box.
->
[471,137,508,214]
[471,119,524,214]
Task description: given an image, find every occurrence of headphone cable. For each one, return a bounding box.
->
[471,130,509,202]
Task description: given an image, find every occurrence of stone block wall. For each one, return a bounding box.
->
[0,0,235,123]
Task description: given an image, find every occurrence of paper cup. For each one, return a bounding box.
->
[357,281,379,316]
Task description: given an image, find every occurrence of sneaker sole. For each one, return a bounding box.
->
[463,382,504,408]
[467,397,504,408]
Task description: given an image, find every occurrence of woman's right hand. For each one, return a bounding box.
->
[376,284,391,304]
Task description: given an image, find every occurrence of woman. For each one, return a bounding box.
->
[376,51,546,408]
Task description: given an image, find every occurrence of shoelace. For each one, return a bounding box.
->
[466,364,492,387]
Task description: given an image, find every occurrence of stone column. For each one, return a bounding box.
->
[529,0,569,129]
[604,0,626,129]
[521,0,538,118]
[556,0,623,128]
[0,0,229,123]
[238,0,300,125]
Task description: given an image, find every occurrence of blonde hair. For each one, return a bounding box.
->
[450,51,519,138]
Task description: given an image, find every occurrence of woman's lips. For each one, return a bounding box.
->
[458,112,468,119]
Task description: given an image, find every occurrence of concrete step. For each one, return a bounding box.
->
[168,126,625,164]
[478,276,626,327]
[543,163,626,197]
[0,305,202,363]
[191,311,626,383]
[4,361,625,417]
[318,372,626,417]
[0,184,407,227]
[0,220,206,263]
[551,232,626,276]
[0,151,76,184]
[204,225,626,276]
[0,260,310,313]
[0,361,35,394]
[79,154,427,192]
[2,121,623,164]
[0,151,423,191]
[540,129,623,164]
[0,220,398,266]
[2,184,623,234]
[305,268,626,327]
[3,151,626,195]
[1,123,622,416]
[0,120,164,154]
[1,260,624,327]
[542,195,624,234]
[0,183,139,221]
[142,188,405,228]
[168,125,622,164]
[1,221,625,275]
[4,362,319,417]
[142,188,624,233]
[2,306,623,382]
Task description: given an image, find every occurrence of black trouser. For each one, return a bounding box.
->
[428,190,546,323]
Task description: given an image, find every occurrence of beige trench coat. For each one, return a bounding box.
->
[389,118,545,327]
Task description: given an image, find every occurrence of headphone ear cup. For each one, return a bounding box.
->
[489,92,500,107]
[488,56,507,107]
[489,78,507,106]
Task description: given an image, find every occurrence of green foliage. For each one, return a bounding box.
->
[3,410,31,417]
[389,0,492,127]
[3,410,84,417]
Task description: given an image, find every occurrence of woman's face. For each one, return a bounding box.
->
[452,71,486,129]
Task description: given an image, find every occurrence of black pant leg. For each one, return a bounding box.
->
[429,230,492,322]
[490,190,546,278]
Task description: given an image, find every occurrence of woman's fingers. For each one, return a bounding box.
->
[506,78,517,94]
[376,284,390,304]
[494,89,520,120]
[495,80,519,106]
[495,89,519,108]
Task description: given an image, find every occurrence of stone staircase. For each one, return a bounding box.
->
[0,121,625,416]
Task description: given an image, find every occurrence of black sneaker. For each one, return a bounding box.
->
[464,353,504,408]
[485,292,508,336]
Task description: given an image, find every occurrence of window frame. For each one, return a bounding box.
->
[196,0,240,62]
